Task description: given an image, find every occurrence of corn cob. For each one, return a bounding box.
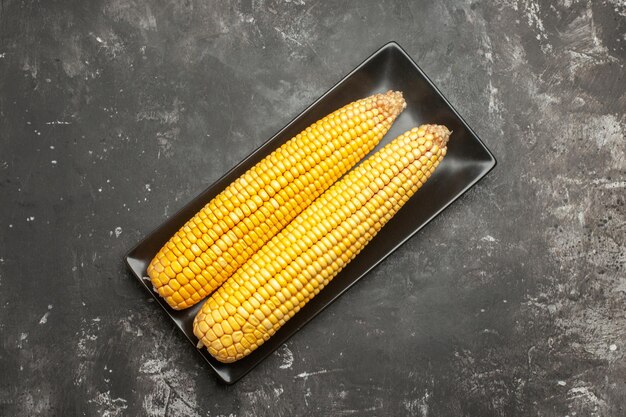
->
[193,124,451,362]
[147,91,406,309]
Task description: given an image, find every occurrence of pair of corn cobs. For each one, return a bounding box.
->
[147,91,451,363]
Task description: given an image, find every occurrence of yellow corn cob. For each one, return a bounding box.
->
[193,124,451,362]
[148,91,406,309]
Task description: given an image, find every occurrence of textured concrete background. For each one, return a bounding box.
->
[0,0,624,416]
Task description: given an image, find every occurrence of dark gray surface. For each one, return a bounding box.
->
[0,0,624,415]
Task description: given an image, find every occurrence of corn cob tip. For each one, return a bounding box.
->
[410,124,451,149]
[431,125,451,148]
[380,90,406,117]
